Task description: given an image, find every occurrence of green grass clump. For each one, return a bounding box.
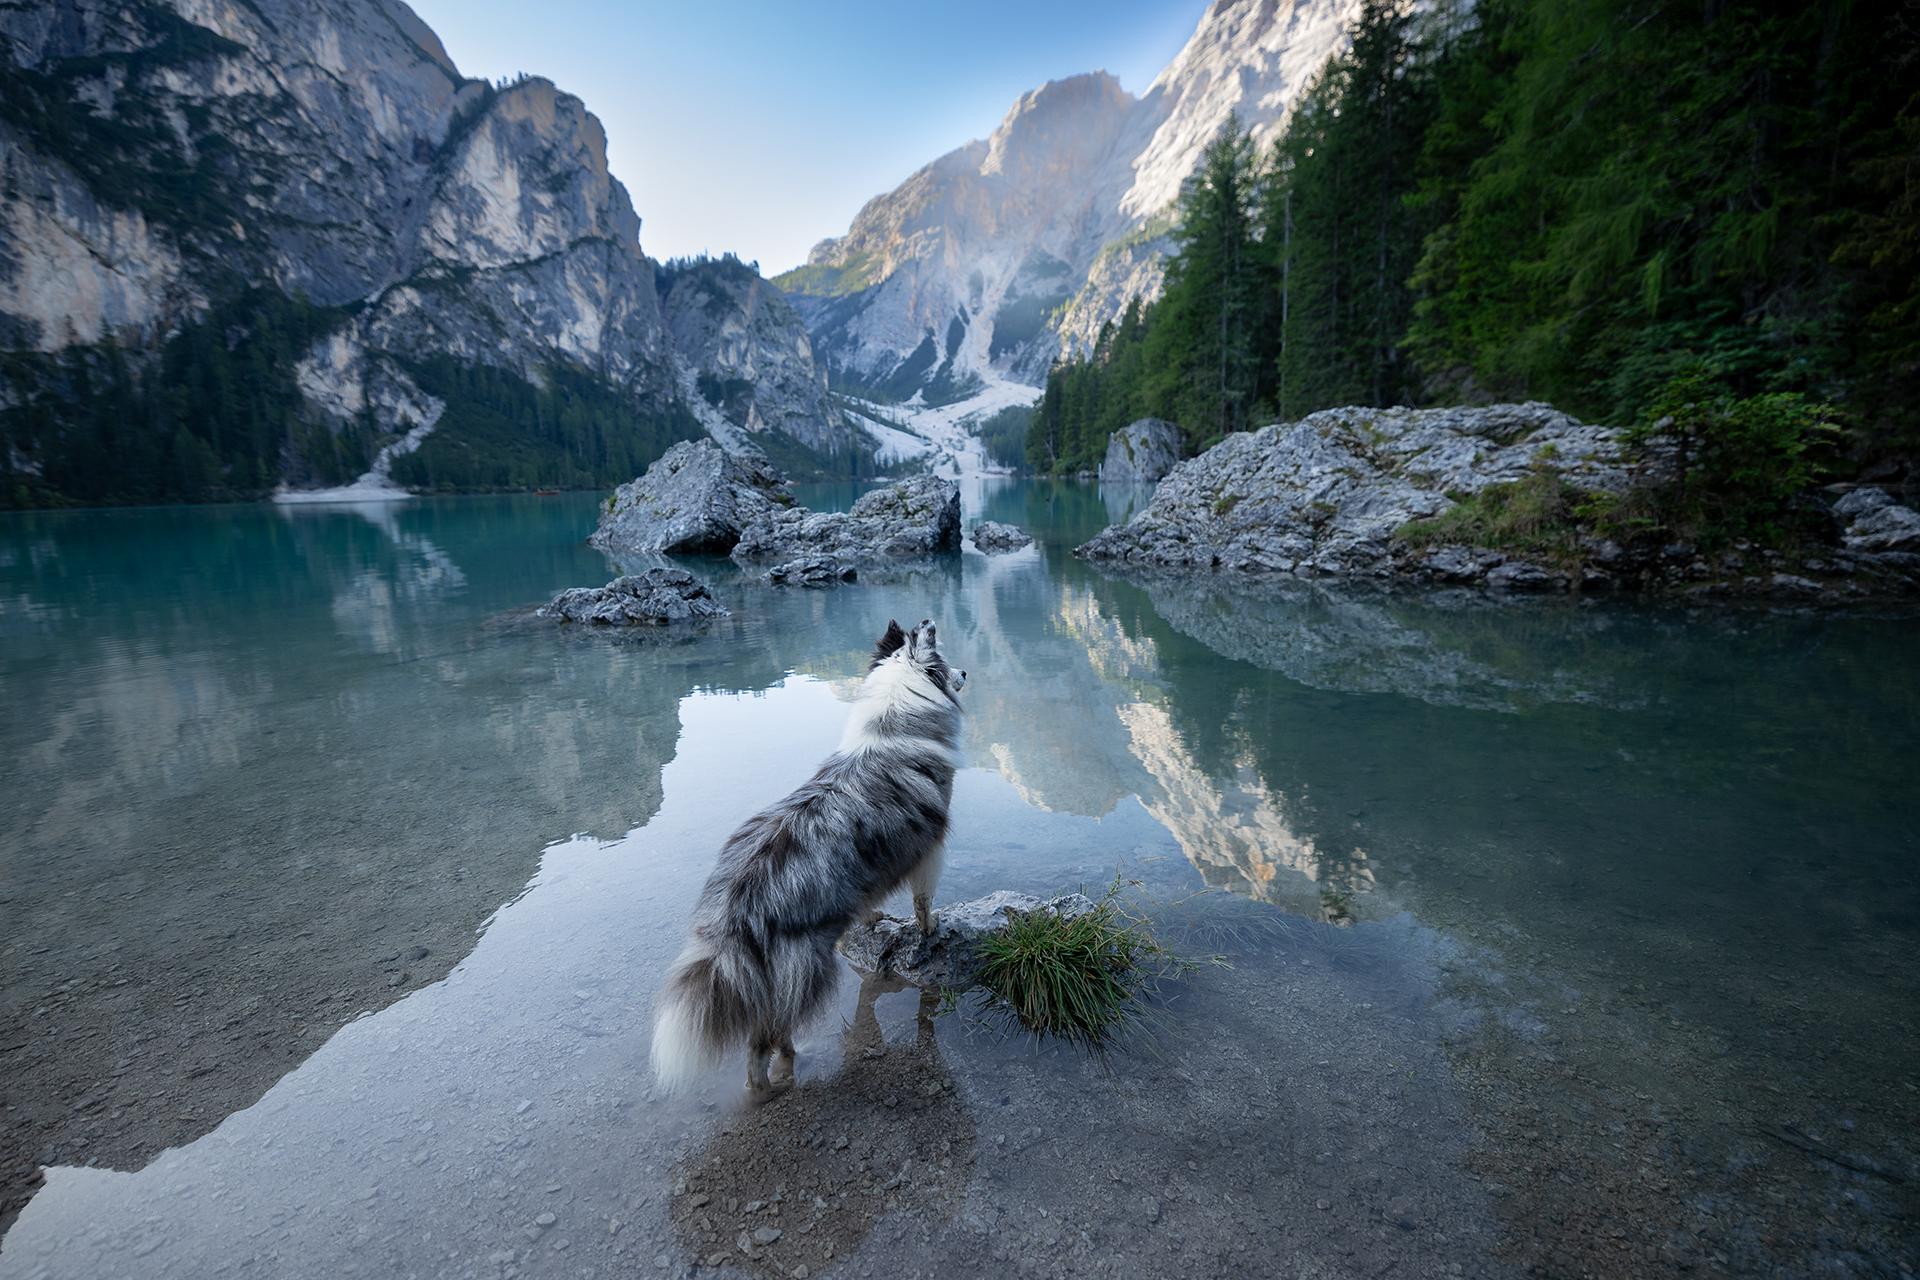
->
[971,884,1193,1055]
[1396,467,1589,563]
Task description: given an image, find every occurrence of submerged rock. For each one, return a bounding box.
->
[732,475,961,564]
[969,521,1033,553]
[589,441,792,556]
[764,555,858,587]
[839,891,1096,991]
[1077,403,1631,581]
[1099,418,1183,486]
[538,568,728,625]
[1834,487,1920,553]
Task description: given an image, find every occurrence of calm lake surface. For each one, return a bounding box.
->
[1,481,1915,1276]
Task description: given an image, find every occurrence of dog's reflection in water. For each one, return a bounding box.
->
[667,973,978,1276]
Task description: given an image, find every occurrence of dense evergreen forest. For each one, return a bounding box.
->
[1029,0,1918,482]
[0,302,703,507]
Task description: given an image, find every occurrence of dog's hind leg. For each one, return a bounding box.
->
[745,1037,774,1101]
[770,1036,796,1092]
[908,841,944,934]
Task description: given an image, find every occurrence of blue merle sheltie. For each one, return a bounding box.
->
[650,619,966,1098]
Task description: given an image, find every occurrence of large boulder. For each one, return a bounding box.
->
[839,892,1096,991]
[1834,487,1920,553]
[537,568,728,625]
[732,475,961,564]
[1077,403,1632,577]
[1099,418,1183,486]
[589,441,792,556]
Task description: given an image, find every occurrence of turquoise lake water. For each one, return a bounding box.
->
[0,482,1915,1275]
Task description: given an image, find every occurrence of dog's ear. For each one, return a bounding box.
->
[871,619,907,665]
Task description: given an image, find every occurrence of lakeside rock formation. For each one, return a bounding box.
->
[1078,404,1632,579]
[1099,418,1183,486]
[839,892,1096,991]
[538,568,728,625]
[589,441,792,556]
[1076,403,1920,597]
[732,476,962,565]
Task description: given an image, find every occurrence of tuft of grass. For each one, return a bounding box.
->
[1397,467,1588,564]
[969,881,1200,1056]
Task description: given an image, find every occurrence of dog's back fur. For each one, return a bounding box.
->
[651,619,965,1091]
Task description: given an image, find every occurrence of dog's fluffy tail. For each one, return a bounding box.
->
[650,932,759,1090]
[650,926,839,1091]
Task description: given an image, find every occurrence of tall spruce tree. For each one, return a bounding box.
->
[1147,115,1274,449]
[1267,0,1433,418]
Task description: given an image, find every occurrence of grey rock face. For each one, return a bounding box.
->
[1078,403,1633,580]
[969,521,1034,553]
[1099,418,1182,486]
[1834,488,1920,553]
[537,568,728,626]
[839,892,1096,991]
[764,556,858,588]
[0,0,845,487]
[589,442,792,556]
[658,257,855,455]
[732,476,961,564]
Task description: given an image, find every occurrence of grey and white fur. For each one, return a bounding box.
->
[650,619,967,1097]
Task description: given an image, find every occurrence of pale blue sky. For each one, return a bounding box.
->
[407,0,1207,273]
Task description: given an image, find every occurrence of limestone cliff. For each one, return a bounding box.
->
[0,0,860,500]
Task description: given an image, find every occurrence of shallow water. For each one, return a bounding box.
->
[0,483,1915,1275]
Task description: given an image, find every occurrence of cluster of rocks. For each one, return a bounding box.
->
[537,568,729,626]
[1076,404,1920,597]
[589,442,962,570]
[838,892,1096,991]
[969,521,1033,553]
[731,475,961,564]
[1099,417,1183,486]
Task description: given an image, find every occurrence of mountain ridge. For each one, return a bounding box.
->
[778,0,1361,399]
[0,0,861,504]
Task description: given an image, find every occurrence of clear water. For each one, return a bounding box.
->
[1,483,1915,1276]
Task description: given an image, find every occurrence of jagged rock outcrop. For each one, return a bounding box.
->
[0,0,861,497]
[658,256,849,455]
[1834,488,1920,553]
[1099,418,1183,486]
[763,556,857,588]
[969,521,1033,553]
[732,476,961,564]
[1078,404,1632,578]
[589,441,792,556]
[779,1,1361,396]
[839,892,1096,991]
[537,568,728,625]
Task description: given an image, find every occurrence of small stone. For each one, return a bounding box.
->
[1315,1199,1330,1212]
[688,1193,711,1208]
[831,1136,848,1151]
[534,1212,557,1228]
[752,1227,783,1245]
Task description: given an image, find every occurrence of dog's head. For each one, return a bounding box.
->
[871,618,966,700]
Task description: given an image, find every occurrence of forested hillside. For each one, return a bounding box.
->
[1029,0,1918,479]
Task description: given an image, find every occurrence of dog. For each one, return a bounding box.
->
[650,618,966,1098]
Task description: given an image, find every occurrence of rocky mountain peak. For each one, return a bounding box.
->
[781,0,1364,397]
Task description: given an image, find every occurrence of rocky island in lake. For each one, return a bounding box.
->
[1078,404,1920,598]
